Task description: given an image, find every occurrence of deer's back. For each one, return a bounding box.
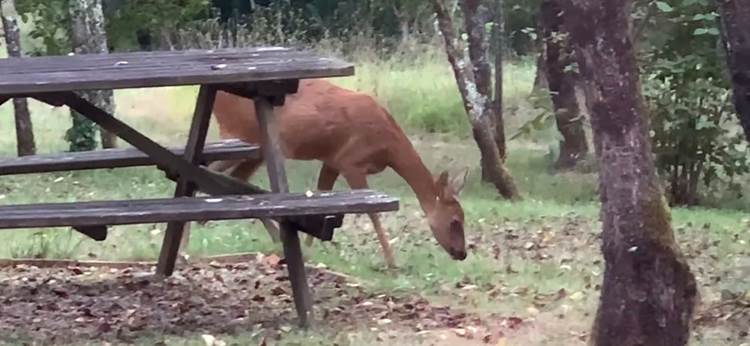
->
[212,79,407,167]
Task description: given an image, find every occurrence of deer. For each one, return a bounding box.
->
[200,79,469,268]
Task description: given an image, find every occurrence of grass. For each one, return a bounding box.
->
[1,47,749,345]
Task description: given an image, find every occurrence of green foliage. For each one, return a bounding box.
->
[641,0,750,205]
[65,112,98,151]
[15,0,70,55]
[105,0,212,50]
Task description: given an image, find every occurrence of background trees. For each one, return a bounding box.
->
[1,0,35,156]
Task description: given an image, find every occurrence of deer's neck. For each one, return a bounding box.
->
[390,138,438,215]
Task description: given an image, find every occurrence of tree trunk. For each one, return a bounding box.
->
[491,0,506,161]
[718,0,750,143]
[532,15,549,93]
[432,0,520,200]
[563,0,698,345]
[540,0,588,169]
[1,0,36,156]
[69,0,117,150]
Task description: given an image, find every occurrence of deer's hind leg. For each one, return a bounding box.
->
[304,163,340,246]
[340,171,396,269]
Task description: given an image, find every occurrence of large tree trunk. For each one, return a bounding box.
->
[69,0,117,150]
[718,0,750,143]
[563,0,698,345]
[1,0,36,156]
[540,0,588,169]
[432,0,520,200]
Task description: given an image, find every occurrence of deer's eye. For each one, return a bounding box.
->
[450,219,463,234]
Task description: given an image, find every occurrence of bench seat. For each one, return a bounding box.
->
[0,189,399,241]
[0,139,258,175]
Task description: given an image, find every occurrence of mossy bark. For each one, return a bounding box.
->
[718,0,750,143]
[432,0,520,200]
[69,0,117,150]
[563,0,697,344]
[1,0,36,156]
[540,0,588,170]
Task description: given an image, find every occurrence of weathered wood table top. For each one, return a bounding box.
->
[0,47,354,95]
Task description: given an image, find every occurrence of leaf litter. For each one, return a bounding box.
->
[0,254,523,344]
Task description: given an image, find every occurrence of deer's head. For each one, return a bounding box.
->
[427,169,469,261]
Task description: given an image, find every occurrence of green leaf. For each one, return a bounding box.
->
[693,28,709,35]
[655,1,673,12]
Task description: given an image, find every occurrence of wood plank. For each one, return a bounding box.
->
[157,85,217,276]
[33,92,340,239]
[0,139,259,175]
[0,48,353,95]
[255,96,313,327]
[0,190,399,230]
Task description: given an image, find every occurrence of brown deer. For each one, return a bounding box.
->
[204,79,468,267]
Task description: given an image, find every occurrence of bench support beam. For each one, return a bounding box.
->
[73,226,108,241]
[156,85,217,276]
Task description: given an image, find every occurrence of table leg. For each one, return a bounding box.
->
[254,96,313,328]
[156,85,217,276]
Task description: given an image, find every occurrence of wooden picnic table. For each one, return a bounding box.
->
[0,47,399,327]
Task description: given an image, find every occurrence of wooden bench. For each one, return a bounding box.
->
[0,190,398,240]
[0,138,345,243]
[0,139,258,175]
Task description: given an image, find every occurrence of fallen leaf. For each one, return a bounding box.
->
[569,291,585,301]
[201,334,216,346]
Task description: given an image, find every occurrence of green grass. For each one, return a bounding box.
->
[1,49,748,345]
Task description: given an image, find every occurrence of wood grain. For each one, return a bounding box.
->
[0,48,353,95]
[0,139,259,175]
[0,190,399,232]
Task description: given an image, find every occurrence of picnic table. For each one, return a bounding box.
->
[0,47,400,327]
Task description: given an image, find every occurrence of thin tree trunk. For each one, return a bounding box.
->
[563,0,698,344]
[1,0,36,156]
[532,15,549,93]
[540,0,588,169]
[491,0,506,161]
[69,0,117,149]
[432,0,520,200]
[718,0,750,143]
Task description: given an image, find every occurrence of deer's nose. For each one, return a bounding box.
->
[451,249,467,261]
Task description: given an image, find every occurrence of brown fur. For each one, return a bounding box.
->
[208,79,468,266]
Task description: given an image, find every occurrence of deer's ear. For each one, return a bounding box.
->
[435,170,450,198]
[450,167,469,195]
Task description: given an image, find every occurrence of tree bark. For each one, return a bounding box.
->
[718,0,750,143]
[491,0,506,161]
[1,0,36,156]
[540,0,588,169]
[563,0,698,345]
[69,0,117,149]
[532,15,549,93]
[432,0,520,200]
